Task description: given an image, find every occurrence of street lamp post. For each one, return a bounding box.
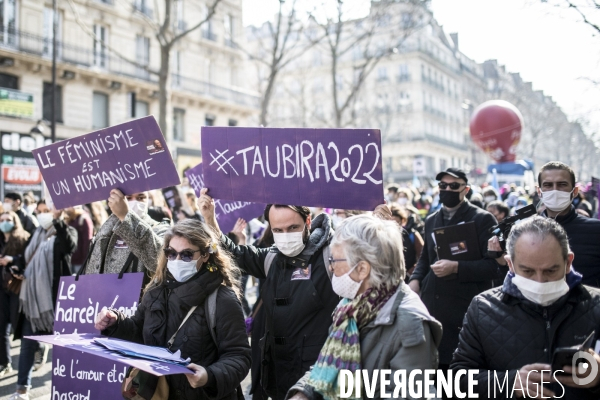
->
[51,0,57,143]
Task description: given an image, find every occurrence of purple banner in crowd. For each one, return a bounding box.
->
[31,334,191,376]
[200,127,384,210]
[32,116,180,209]
[50,273,144,399]
[54,273,144,334]
[185,163,266,232]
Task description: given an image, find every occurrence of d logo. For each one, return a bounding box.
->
[573,351,599,386]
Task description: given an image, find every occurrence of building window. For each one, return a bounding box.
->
[134,0,153,17]
[43,82,63,123]
[173,51,182,86]
[43,6,62,57]
[1,0,17,46]
[224,14,234,47]
[204,114,215,126]
[136,35,150,79]
[228,119,237,127]
[377,67,388,82]
[173,108,185,140]
[397,64,409,81]
[175,0,185,31]
[0,73,18,89]
[201,5,215,41]
[92,92,109,129]
[135,100,148,117]
[93,25,108,68]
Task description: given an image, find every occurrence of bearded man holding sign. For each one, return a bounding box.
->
[198,188,339,400]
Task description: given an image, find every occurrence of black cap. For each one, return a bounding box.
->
[436,167,468,183]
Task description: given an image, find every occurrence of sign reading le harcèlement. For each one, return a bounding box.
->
[32,116,180,209]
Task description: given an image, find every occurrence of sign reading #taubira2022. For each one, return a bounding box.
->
[201,127,384,211]
[32,116,180,209]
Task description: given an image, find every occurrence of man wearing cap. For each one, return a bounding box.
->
[408,167,508,372]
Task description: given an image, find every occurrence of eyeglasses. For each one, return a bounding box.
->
[163,248,202,262]
[438,182,466,190]
[328,257,347,269]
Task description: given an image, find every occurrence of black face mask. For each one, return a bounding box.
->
[439,190,463,208]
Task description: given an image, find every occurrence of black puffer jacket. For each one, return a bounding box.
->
[545,206,600,288]
[104,271,251,400]
[221,213,339,400]
[451,278,600,399]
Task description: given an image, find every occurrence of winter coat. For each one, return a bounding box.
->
[220,213,339,400]
[84,212,169,275]
[287,283,443,400]
[544,206,600,288]
[409,200,507,364]
[451,279,600,399]
[104,273,251,400]
[13,220,77,338]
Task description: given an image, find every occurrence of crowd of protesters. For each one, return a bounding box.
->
[0,160,599,399]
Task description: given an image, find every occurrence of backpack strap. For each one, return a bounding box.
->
[118,253,138,279]
[263,250,277,278]
[205,287,219,346]
[167,305,198,349]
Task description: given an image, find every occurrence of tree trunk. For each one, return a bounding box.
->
[159,45,172,141]
[260,69,278,127]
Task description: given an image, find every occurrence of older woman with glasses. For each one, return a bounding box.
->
[287,214,442,400]
[95,219,250,400]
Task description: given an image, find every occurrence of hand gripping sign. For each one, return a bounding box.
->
[185,162,266,233]
[32,116,180,209]
[201,127,384,211]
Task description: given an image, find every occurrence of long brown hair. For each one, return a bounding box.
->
[145,219,241,297]
[1,211,30,256]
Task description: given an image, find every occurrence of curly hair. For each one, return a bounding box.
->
[145,219,241,297]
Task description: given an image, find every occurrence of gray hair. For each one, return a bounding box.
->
[331,214,405,290]
[506,216,570,261]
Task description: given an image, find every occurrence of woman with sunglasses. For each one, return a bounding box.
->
[95,219,250,400]
[287,214,442,400]
[0,212,30,378]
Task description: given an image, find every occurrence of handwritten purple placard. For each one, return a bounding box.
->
[52,346,126,399]
[54,273,144,334]
[200,127,384,211]
[32,116,180,209]
[31,333,192,375]
[185,162,266,232]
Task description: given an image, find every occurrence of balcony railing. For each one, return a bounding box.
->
[0,27,260,109]
[172,74,260,108]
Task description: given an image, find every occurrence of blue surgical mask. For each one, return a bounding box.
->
[0,221,14,233]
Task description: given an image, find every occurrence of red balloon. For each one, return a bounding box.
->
[469,100,523,163]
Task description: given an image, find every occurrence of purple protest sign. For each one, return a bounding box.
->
[200,127,384,210]
[185,162,267,232]
[54,273,144,334]
[31,333,192,376]
[32,116,180,209]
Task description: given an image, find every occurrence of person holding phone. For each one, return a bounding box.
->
[451,216,600,399]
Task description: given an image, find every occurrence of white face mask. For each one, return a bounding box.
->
[167,259,199,282]
[128,200,148,218]
[36,213,54,230]
[332,264,363,299]
[512,273,569,306]
[484,196,496,204]
[273,230,306,257]
[397,198,408,206]
[541,189,573,212]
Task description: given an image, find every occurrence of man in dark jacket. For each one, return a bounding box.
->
[4,192,37,235]
[451,216,600,399]
[537,161,600,287]
[199,189,339,400]
[408,167,507,369]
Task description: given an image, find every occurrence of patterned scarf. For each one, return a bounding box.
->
[307,284,398,400]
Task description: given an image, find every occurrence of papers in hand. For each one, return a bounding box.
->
[94,337,190,365]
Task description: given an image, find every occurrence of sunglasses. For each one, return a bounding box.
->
[438,182,466,190]
[163,248,202,262]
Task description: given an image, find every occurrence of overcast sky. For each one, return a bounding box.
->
[242,0,600,135]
